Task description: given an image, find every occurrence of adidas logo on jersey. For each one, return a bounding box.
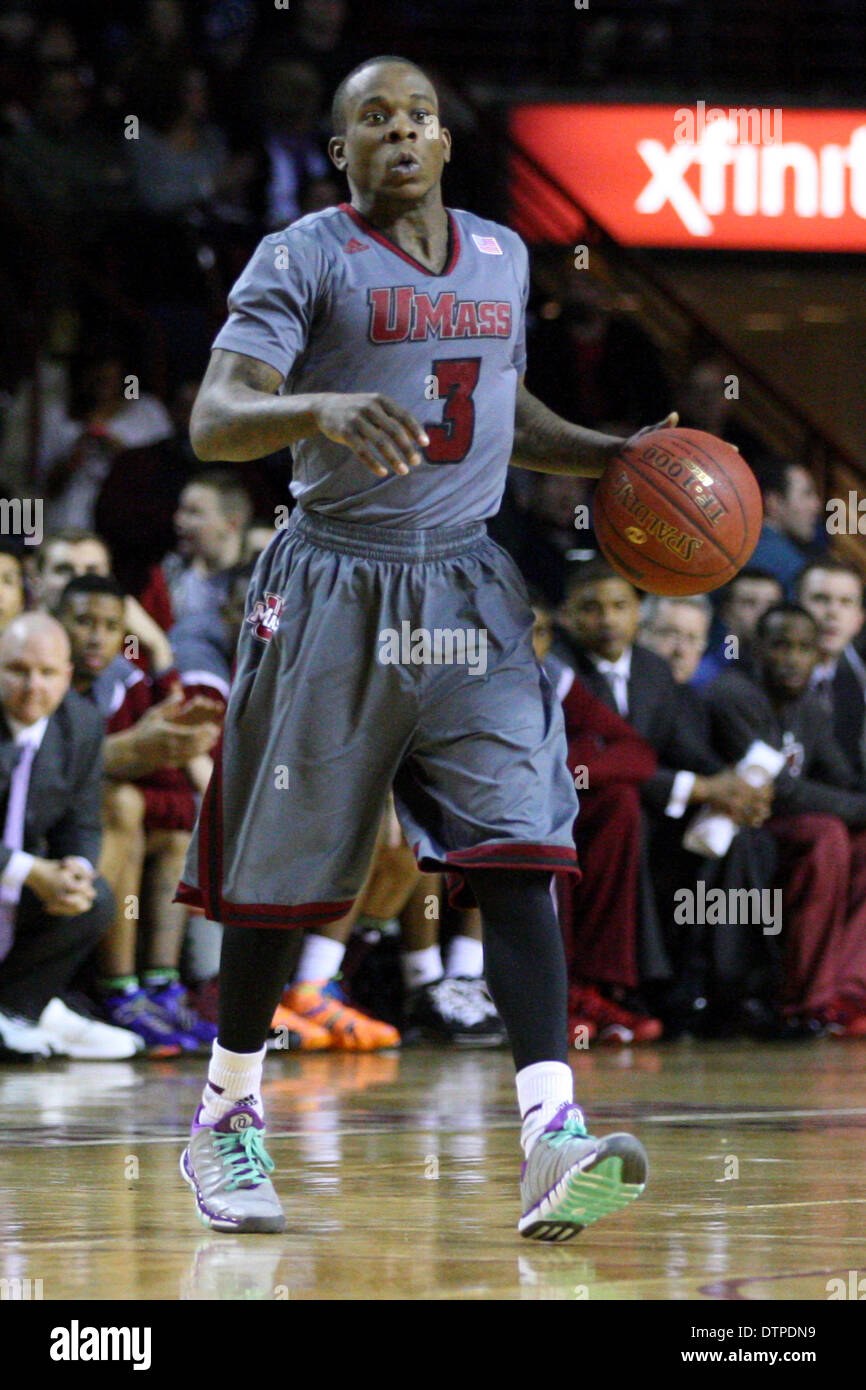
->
[345,237,370,253]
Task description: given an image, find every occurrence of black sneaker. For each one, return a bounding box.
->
[404,977,507,1047]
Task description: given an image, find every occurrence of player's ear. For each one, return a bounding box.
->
[440,125,452,163]
[328,135,347,171]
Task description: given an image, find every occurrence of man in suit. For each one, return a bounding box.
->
[0,612,139,1059]
[797,558,866,776]
[553,560,771,1028]
[706,603,866,1036]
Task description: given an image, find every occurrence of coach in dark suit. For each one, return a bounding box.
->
[0,613,113,1054]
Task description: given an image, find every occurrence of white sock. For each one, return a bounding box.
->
[200,1040,267,1125]
[401,944,443,991]
[516,1061,575,1158]
[295,933,346,985]
[444,934,484,980]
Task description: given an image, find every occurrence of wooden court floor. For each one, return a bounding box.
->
[2,1040,866,1301]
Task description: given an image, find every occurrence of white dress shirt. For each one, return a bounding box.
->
[589,649,632,718]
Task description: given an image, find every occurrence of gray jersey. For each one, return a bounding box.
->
[212,202,529,528]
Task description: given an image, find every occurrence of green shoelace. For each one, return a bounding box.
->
[544,1107,591,1148]
[213,1127,276,1190]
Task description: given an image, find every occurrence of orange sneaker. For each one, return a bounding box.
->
[269,1002,332,1051]
[283,979,401,1052]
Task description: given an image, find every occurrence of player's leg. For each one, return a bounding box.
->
[180,923,303,1234]
[466,866,648,1242]
[178,514,416,1232]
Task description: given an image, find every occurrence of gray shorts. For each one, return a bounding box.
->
[176,509,579,928]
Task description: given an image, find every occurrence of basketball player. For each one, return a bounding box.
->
[178,55,663,1240]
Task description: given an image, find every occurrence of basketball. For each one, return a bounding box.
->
[593,428,763,596]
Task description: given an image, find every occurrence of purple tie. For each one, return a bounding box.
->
[0,741,38,963]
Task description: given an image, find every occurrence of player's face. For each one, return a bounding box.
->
[720,577,783,640]
[798,569,864,658]
[641,602,709,685]
[329,65,450,204]
[562,578,640,660]
[758,614,819,700]
[0,555,25,632]
[60,594,125,678]
[0,630,72,724]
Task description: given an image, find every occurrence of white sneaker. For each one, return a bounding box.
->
[38,997,144,1060]
[0,1007,57,1058]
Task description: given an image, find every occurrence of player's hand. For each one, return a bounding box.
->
[314,392,430,478]
[627,412,679,445]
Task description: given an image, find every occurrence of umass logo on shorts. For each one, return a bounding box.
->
[246,591,284,642]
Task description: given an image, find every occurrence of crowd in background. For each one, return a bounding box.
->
[0,2,864,1062]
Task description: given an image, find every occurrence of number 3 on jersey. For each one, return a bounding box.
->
[423,357,480,464]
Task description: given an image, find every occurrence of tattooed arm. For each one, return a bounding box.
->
[189,349,427,475]
[510,377,678,478]
[509,378,623,478]
[189,349,316,462]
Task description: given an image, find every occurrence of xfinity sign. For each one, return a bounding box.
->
[509,104,866,250]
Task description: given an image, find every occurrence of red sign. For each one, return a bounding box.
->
[509,104,866,250]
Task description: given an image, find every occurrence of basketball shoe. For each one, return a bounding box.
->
[519,1103,648,1241]
[283,978,400,1051]
[569,984,663,1045]
[100,985,189,1057]
[181,1104,286,1234]
[146,980,218,1051]
[269,1001,331,1051]
[404,977,506,1046]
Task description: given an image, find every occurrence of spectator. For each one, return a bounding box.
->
[674,356,773,465]
[40,343,174,532]
[31,528,114,611]
[797,558,866,776]
[0,64,133,244]
[127,64,255,220]
[707,604,866,1037]
[692,567,784,687]
[139,470,253,629]
[639,594,712,688]
[0,612,139,1060]
[253,60,339,230]
[56,575,221,1055]
[749,460,824,596]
